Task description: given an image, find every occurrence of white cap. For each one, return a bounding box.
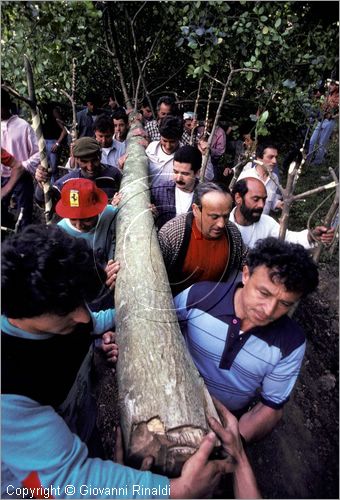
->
[183,111,196,120]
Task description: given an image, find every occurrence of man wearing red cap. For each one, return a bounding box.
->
[56,179,120,307]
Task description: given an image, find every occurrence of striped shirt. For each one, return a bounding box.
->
[174,278,306,411]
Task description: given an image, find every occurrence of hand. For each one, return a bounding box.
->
[51,143,59,153]
[223,167,233,177]
[100,330,118,366]
[112,192,122,207]
[311,225,335,245]
[118,153,128,170]
[170,432,234,499]
[275,200,284,210]
[35,164,50,183]
[131,127,148,138]
[148,203,158,217]
[137,138,149,148]
[105,259,120,290]
[198,138,209,156]
[208,397,243,462]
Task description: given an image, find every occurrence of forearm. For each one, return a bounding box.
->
[1,165,25,199]
[239,403,283,443]
[233,450,261,499]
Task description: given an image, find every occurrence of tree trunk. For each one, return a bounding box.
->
[114,116,220,477]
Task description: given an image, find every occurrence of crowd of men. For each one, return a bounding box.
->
[1,83,338,499]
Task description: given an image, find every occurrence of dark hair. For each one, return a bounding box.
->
[93,114,114,133]
[1,225,107,319]
[246,237,319,296]
[156,95,176,112]
[141,97,151,108]
[112,107,128,124]
[193,182,231,208]
[1,89,12,109]
[256,142,278,159]
[231,178,249,200]
[85,92,100,105]
[174,145,202,173]
[159,115,183,140]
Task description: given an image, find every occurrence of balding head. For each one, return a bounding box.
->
[233,177,267,225]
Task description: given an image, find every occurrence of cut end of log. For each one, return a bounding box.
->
[126,418,206,477]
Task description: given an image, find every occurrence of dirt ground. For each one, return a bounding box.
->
[96,255,339,499]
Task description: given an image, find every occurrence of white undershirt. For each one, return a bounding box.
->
[175,187,194,215]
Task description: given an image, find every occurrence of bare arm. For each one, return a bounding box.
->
[1,159,25,200]
[239,402,283,443]
[209,397,261,499]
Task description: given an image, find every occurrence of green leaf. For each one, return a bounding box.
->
[260,16,268,22]
[246,72,253,81]
[275,17,281,28]
[262,26,269,35]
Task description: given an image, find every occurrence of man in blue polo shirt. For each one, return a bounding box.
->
[174,237,319,444]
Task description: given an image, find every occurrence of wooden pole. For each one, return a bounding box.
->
[114,115,221,476]
[23,55,53,224]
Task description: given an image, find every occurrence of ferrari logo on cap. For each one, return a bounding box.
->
[70,190,80,207]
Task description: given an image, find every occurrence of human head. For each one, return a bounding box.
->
[72,137,102,178]
[141,97,153,121]
[85,92,100,113]
[112,108,129,141]
[238,237,318,327]
[246,236,319,297]
[156,95,177,120]
[183,112,197,133]
[328,80,339,94]
[1,224,107,319]
[1,89,12,120]
[192,182,233,239]
[159,115,183,155]
[108,94,118,111]
[56,178,107,232]
[232,177,267,224]
[255,142,278,170]
[94,114,114,148]
[172,145,202,192]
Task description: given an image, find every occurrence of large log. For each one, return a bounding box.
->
[114,116,220,477]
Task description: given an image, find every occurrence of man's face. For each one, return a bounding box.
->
[157,103,172,119]
[113,119,128,140]
[87,101,95,113]
[206,118,213,132]
[172,161,196,193]
[69,216,99,232]
[160,136,179,155]
[76,155,102,178]
[95,130,113,148]
[193,191,233,239]
[236,180,267,224]
[22,306,91,335]
[239,265,301,327]
[184,118,194,132]
[142,106,153,121]
[108,97,118,110]
[259,148,278,171]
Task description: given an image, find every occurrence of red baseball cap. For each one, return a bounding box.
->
[56,178,108,219]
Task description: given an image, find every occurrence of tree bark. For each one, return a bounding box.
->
[24,55,53,224]
[114,116,220,476]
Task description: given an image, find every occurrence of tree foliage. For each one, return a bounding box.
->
[1,1,338,140]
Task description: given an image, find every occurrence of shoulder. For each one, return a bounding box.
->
[101,164,122,179]
[54,170,81,190]
[254,315,306,358]
[159,212,190,235]
[185,279,239,316]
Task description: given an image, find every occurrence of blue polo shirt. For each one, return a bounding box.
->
[174,277,306,411]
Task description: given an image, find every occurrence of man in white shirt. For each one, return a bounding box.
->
[151,145,201,229]
[230,177,335,248]
[146,115,183,188]
[238,142,282,214]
